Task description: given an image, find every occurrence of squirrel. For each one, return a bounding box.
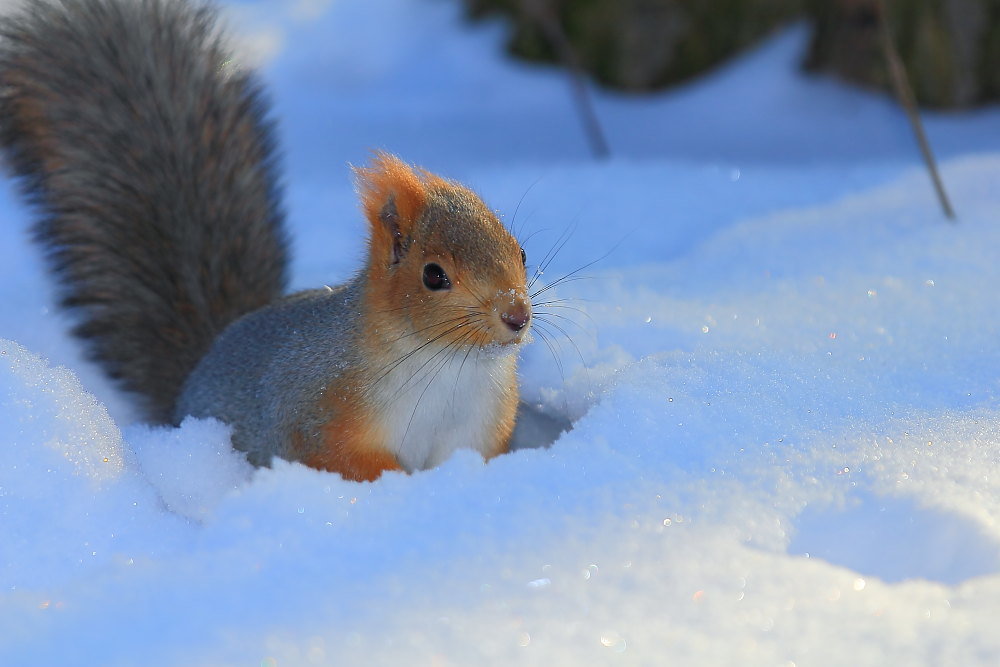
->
[0,0,532,482]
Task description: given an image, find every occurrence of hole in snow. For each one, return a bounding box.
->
[509,401,573,451]
[788,491,1000,585]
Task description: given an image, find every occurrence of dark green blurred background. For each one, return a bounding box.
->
[462,0,1000,108]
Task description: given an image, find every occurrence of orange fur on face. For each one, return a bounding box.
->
[355,153,530,348]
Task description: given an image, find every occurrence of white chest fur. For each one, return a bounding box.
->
[369,341,517,472]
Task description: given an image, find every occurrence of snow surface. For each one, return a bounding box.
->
[3,0,1000,664]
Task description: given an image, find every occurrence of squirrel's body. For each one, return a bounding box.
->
[177,278,518,478]
[1,0,530,481]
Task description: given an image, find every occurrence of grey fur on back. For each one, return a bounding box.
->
[0,0,289,422]
[176,280,365,466]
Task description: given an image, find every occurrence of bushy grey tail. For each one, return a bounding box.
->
[0,0,289,423]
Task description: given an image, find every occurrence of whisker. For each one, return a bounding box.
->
[531,325,566,387]
[367,319,478,391]
[532,297,594,307]
[371,302,479,318]
[534,310,589,333]
[530,275,596,299]
[528,226,630,299]
[507,176,542,240]
[535,305,595,330]
[527,223,576,291]
[392,328,478,401]
[454,279,492,312]
[535,316,589,371]
[384,313,476,345]
[519,228,548,248]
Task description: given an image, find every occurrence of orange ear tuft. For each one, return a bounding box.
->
[354,152,428,235]
[416,167,453,193]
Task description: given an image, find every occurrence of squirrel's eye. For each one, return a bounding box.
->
[520,247,526,265]
[422,263,451,291]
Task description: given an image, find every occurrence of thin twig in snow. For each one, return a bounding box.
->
[875,0,956,221]
[523,0,610,160]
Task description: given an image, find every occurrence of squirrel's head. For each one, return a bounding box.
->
[355,152,531,349]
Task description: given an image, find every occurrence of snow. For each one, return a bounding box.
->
[3,0,1000,664]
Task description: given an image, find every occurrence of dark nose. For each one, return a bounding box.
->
[501,304,531,332]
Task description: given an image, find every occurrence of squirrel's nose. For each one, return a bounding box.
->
[501,303,531,332]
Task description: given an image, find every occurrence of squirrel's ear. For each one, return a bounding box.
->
[354,152,428,266]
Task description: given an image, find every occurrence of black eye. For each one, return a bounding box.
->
[520,247,526,265]
[422,263,451,291]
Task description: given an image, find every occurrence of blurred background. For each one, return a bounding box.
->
[463,0,1000,109]
[214,0,1000,182]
